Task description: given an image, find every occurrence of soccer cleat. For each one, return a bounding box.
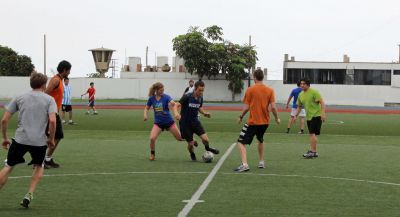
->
[234,164,250,172]
[93,111,98,115]
[303,150,318,158]
[149,154,155,161]
[298,130,305,134]
[190,152,197,161]
[68,121,76,125]
[207,147,219,155]
[258,161,265,169]
[44,159,60,168]
[20,193,33,208]
[86,111,90,115]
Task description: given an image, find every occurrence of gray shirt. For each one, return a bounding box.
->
[5,91,57,147]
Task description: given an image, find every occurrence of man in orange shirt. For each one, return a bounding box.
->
[44,60,71,168]
[234,69,280,172]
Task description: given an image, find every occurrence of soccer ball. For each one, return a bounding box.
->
[202,151,214,163]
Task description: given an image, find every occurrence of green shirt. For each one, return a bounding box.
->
[297,88,322,120]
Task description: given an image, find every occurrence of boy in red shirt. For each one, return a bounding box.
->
[81,82,98,115]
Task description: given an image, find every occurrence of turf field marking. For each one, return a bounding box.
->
[9,171,207,179]
[222,173,400,187]
[178,142,237,217]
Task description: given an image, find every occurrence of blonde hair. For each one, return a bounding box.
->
[148,82,164,97]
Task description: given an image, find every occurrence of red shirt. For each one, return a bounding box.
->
[87,87,95,101]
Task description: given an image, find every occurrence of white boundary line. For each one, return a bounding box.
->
[9,171,207,179]
[222,173,400,187]
[177,142,237,217]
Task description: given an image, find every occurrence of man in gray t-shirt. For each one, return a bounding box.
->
[0,73,56,209]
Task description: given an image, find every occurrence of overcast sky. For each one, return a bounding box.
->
[1,0,400,79]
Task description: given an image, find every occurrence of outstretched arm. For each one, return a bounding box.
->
[199,107,211,118]
[1,111,12,149]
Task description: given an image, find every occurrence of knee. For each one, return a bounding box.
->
[149,137,157,144]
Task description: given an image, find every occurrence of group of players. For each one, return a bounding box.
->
[0,61,326,208]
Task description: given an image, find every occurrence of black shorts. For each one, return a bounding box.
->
[62,104,72,112]
[88,100,95,107]
[237,124,268,145]
[46,114,64,140]
[307,116,322,135]
[179,121,206,142]
[5,139,47,167]
[155,121,175,131]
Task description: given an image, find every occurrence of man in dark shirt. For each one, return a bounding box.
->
[178,80,219,161]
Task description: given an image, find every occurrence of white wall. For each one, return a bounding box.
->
[1,75,400,106]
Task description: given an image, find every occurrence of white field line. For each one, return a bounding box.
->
[177,142,237,217]
[9,171,207,179]
[222,173,400,187]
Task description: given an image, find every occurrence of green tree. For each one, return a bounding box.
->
[0,45,34,76]
[225,43,247,101]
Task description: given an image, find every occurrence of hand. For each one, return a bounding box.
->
[238,115,243,124]
[47,139,55,148]
[321,114,326,122]
[143,115,147,121]
[2,139,10,150]
[275,117,281,125]
[203,112,211,118]
[175,114,181,121]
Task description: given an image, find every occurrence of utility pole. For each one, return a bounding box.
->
[146,46,148,67]
[398,44,400,63]
[248,35,252,87]
[44,34,46,75]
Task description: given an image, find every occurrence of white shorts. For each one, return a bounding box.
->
[291,108,306,117]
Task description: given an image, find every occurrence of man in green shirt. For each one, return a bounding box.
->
[294,78,326,158]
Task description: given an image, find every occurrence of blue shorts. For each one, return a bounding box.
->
[155,121,175,131]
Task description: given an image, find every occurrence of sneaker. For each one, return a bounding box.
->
[62,120,66,124]
[86,111,90,115]
[207,147,219,155]
[20,193,33,208]
[68,121,76,125]
[93,111,98,115]
[258,161,265,169]
[303,150,318,158]
[44,159,60,168]
[234,164,250,172]
[190,152,197,161]
[149,154,155,161]
[298,130,305,134]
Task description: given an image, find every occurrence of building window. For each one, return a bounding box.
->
[394,70,400,75]
[284,68,391,85]
[354,70,391,85]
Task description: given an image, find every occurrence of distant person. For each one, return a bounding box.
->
[0,73,57,208]
[177,80,219,161]
[81,82,98,115]
[183,79,194,94]
[61,78,76,125]
[294,78,326,158]
[44,60,71,168]
[285,80,305,134]
[144,82,183,161]
[234,69,280,172]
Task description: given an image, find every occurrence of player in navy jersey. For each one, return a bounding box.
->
[144,82,182,161]
[177,80,219,161]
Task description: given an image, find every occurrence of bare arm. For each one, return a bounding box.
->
[143,106,150,121]
[47,113,56,148]
[270,102,281,124]
[199,107,211,118]
[238,104,250,124]
[319,98,326,121]
[45,78,59,95]
[286,95,293,109]
[169,100,181,120]
[1,111,12,149]
[293,105,303,122]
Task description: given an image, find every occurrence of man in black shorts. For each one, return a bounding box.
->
[0,73,56,208]
[177,80,219,161]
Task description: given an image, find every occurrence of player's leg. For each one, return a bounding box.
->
[0,166,14,190]
[149,124,162,161]
[303,117,321,158]
[255,125,268,168]
[45,114,63,168]
[287,108,296,133]
[168,123,184,141]
[234,124,254,172]
[0,139,27,189]
[298,109,306,134]
[198,133,219,154]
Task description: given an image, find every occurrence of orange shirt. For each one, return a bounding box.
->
[243,83,275,125]
[48,75,64,112]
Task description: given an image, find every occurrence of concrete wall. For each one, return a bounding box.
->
[1,75,400,106]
